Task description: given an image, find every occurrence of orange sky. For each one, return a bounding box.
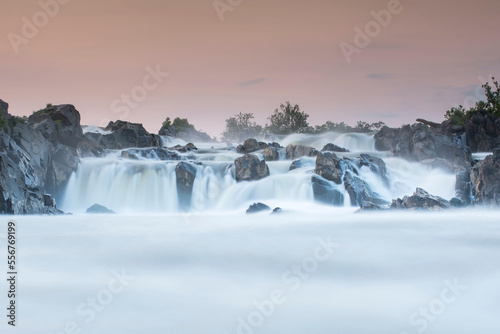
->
[1,0,499,137]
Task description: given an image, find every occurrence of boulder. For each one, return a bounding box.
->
[271,207,283,214]
[391,188,451,210]
[463,111,500,152]
[286,144,318,160]
[234,154,270,182]
[290,158,315,171]
[470,149,500,205]
[322,143,350,153]
[357,154,390,186]
[159,124,214,142]
[169,143,197,153]
[175,162,198,210]
[315,152,343,184]
[359,201,387,211]
[237,138,260,154]
[246,202,271,214]
[263,147,280,161]
[311,175,344,206]
[86,120,162,149]
[343,171,387,207]
[86,204,115,214]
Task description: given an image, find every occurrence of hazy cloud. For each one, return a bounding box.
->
[238,78,267,86]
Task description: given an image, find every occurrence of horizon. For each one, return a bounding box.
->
[2,0,500,137]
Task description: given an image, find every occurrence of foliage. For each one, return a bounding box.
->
[222,112,263,141]
[162,117,171,128]
[0,108,6,130]
[46,103,53,108]
[445,77,500,125]
[54,119,62,132]
[172,117,195,132]
[266,101,310,135]
[312,120,386,134]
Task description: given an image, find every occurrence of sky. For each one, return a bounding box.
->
[1,0,499,137]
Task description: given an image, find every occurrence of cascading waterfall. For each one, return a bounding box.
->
[60,132,457,214]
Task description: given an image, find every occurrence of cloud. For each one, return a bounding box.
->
[367,73,393,79]
[238,78,267,86]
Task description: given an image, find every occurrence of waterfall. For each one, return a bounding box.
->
[60,132,458,214]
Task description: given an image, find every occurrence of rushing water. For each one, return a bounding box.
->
[60,132,457,213]
[1,211,499,334]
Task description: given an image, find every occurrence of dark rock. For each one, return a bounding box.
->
[450,197,465,208]
[121,148,178,161]
[237,138,260,154]
[160,124,214,142]
[268,142,282,149]
[169,143,197,153]
[271,207,283,214]
[463,111,500,152]
[120,151,139,160]
[263,147,280,161]
[234,154,270,182]
[315,152,343,184]
[175,162,198,210]
[344,171,387,207]
[286,144,318,160]
[86,203,115,214]
[357,154,390,186]
[246,202,271,214]
[455,171,472,206]
[374,124,472,172]
[359,201,386,211]
[290,158,315,171]
[311,175,344,206]
[86,120,162,149]
[391,188,451,210]
[322,143,350,153]
[470,149,500,205]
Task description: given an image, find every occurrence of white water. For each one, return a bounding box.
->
[1,211,499,334]
[61,132,457,214]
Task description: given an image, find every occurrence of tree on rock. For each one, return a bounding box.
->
[222,112,263,142]
[266,101,310,135]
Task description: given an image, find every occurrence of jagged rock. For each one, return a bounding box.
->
[86,203,115,214]
[169,143,197,153]
[311,175,344,206]
[237,138,260,154]
[322,143,350,153]
[175,162,198,210]
[159,124,214,142]
[290,158,315,171]
[120,151,139,160]
[315,152,343,184]
[268,142,282,149]
[455,171,472,206]
[357,154,390,185]
[359,201,386,211]
[374,124,472,172]
[471,149,500,205]
[86,120,162,149]
[246,202,271,214]
[271,207,283,214]
[234,154,270,182]
[263,147,280,161]
[391,188,451,210]
[121,148,178,161]
[463,111,500,152]
[286,144,318,160]
[343,171,387,207]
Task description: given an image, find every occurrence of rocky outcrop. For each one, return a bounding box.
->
[391,188,451,210]
[120,148,179,161]
[237,138,260,154]
[374,124,472,172]
[159,124,213,142]
[455,171,472,206]
[471,149,500,205]
[357,154,390,186]
[286,144,318,160]
[246,202,271,214]
[311,175,344,206]
[86,204,115,214]
[175,162,198,210]
[463,111,500,152]
[314,152,343,184]
[343,171,387,207]
[263,147,280,161]
[322,143,350,153]
[86,120,162,150]
[169,143,197,153]
[234,154,270,182]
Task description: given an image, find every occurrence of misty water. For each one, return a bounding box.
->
[1,132,499,333]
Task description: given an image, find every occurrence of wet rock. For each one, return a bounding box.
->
[311,175,344,206]
[246,202,271,214]
[455,171,472,206]
[237,138,260,154]
[391,188,451,210]
[322,143,350,153]
[263,147,280,161]
[159,124,214,142]
[86,203,115,214]
[463,111,500,152]
[344,171,387,207]
[86,120,162,149]
[315,152,343,184]
[470,149,500,205]
[286,144,318,160]
[359,201,386,211]
[169,143,197,153]
[290,157,315,171]
[122,148,179,161]
[271,207,283,214]
[175,162,198,210]
[357,154,390,186]
[234,154,270,182]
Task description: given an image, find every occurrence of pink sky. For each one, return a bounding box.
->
[1,0,499,137]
